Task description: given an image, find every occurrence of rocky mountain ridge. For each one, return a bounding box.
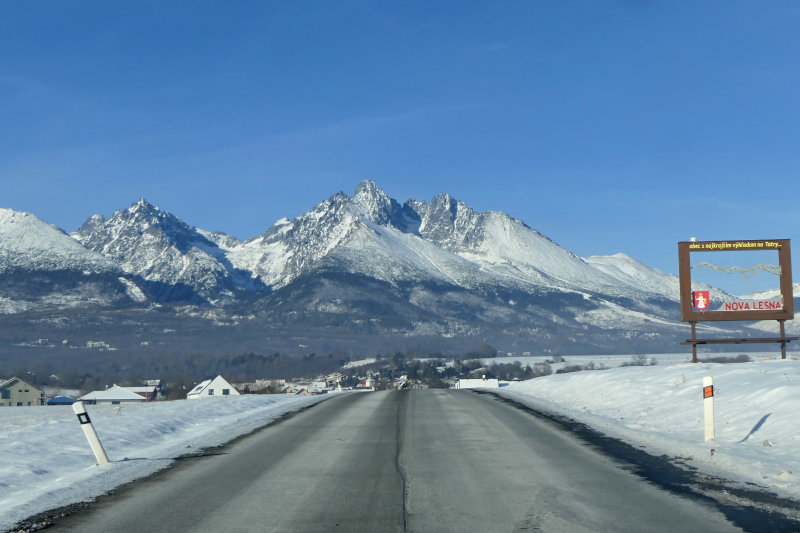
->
[72,199,244,304]
[1,181,784,353]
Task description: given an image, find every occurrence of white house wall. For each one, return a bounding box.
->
[455,379,500,389]
[188,376,240,399]
[0,379,45,407]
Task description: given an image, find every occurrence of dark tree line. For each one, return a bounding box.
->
[0,342,554,394]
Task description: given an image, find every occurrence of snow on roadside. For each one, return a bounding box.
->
[497,356,800,499]
[0,393,340,531]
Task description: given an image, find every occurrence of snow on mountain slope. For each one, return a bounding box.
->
[0,209,117,274]
[196,229,242,250]
[583,254,677,296]
[227,192,355,288]
[327,217,485,288]
[740,284,800,300]
[740,283,800,335]
[0,208,139,313]
[405,193,636,296]
[72,200,238,302]
[747,318,800,335]
[583,253,728,302]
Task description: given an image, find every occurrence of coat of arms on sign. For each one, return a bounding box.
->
[693,291,710,310]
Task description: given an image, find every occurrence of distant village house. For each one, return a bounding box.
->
[86,341,110,348]
[78,385,147,405]
[187,375,240,399]
[121,386,158,400]
[0,377,45,407]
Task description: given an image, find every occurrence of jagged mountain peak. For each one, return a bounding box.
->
[74,199,210,252]
[71,200,240,303]
[124,199,177,225]
[351,180,392,216]
[349,180,418,232]
[428,191,474,220]
[405,197,425,209]
[430,191,457,206]
[353,179,385,198]
[131,197,155,210]
[329,191,350,204]
[124,198,168,220]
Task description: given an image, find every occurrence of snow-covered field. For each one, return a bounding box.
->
[481,351,800,374]
[0,393,339,531]
[486,352,692,370]
[496,353,800,499]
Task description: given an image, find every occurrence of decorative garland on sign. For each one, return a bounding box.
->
[691,262,782,278]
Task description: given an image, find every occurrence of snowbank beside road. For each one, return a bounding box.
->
[0,393,339,531]
[498,356,800,499]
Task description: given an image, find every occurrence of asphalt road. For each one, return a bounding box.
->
[50,390,745,533]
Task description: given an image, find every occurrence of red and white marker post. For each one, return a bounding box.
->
[72,402,110,465]
[703,376,715,443]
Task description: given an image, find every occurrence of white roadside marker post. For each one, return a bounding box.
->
[703,376,715,443]
[72,401,110,465]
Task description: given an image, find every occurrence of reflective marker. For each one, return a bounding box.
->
[72,402,110,465]
[703,376,715,443]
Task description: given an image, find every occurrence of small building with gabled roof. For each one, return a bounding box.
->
[187,375,240,400]
[78,385,147,405]
[0,377,45,407]
[122,386,157,400]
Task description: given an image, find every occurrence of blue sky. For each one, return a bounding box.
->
[2,1,798,294]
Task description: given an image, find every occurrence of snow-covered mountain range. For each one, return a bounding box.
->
[1,181,786,352]
[69,181,695,301]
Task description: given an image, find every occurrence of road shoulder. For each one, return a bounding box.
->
[482,390,800,532]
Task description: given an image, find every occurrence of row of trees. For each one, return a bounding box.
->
[2,341,629,395]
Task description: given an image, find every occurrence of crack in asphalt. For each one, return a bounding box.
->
[395,391,409,532]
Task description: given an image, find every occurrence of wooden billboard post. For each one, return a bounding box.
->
[678,239,798,360]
